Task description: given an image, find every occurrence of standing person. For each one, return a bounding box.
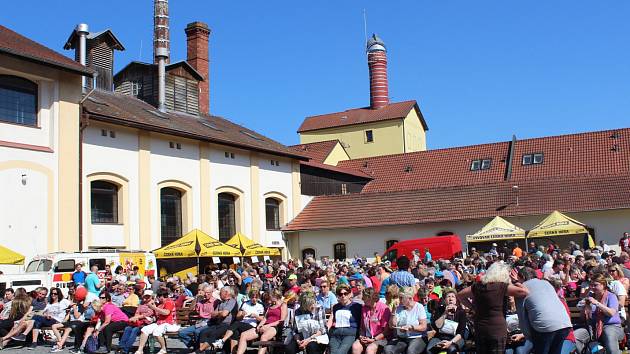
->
[619,232,630,253]
[389,257,415,288]
[85,265,102,296]
[424,248,432,264]
[328,284,362,354]
[134,289,180,354]
[352,288,390,354]
[412,250,420,265]
[72,264,87,286]
[512,243,523,258]
[574,273,624,354]
[383,287,427,354]
[515,267,573,354]
[315,280,337,315]
[457,262,529,354]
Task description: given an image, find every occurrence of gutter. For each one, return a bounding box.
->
[77,89,96,251]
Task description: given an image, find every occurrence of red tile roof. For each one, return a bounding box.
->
[284,174,630,231]
[297,100,428,133]
[82,90,308,160]
[0,25,94,76]
[337,128,630,193]
[289,140,342,164]
[338,142,511,193]
[510,128,630,182]
[300,160,372,179]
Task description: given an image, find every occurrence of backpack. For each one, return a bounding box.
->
[85,335,99,353]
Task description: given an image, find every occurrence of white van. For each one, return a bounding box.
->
[0,250,157,295]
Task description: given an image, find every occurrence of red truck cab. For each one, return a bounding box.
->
[382,235,463,268]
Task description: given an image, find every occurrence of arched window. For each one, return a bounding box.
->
[302,248,316,260]
[0,75,38,126]
[160,187,182,246]
[265,198,281,230]
[385,240,398,249]
[333,243,346,261]
[90,181,118,223]
[218,193,236,242]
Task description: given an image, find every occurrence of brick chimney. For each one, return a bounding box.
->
[153,0,170,64]
[185,21,211,116]
[366,34,389,109]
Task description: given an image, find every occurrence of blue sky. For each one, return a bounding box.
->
[3,1,630,148]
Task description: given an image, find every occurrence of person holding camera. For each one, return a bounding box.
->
[426,288,465,354]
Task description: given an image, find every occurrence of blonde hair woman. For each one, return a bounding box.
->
[457,262,529,354]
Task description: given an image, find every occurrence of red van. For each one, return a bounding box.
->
[382,235,463,267]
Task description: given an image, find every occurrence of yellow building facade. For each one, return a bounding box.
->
[299,106,427,159]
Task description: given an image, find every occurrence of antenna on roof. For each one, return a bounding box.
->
[363,9,368,47]
[139,39,143,61]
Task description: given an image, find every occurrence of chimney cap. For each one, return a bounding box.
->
[366,33,386,53]
[76,23,89,34]
[185,21,211,34]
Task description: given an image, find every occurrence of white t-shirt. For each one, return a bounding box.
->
[609,280,627,319]
[240,301,265,327]
[45,299,72,323]
[394,302,427,338]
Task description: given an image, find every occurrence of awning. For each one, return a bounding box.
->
[0,246,24,265]
[527,211,589,239]
[225,233,281,257]
[153,229,240,259]
[466,216,526,243]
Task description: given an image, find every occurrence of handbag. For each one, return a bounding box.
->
[439,319,458,336]
[314,334,329,345]
[85,335,99,353]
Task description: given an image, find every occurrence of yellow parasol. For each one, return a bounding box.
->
[0,245,24,265]
[153,229,241,272]
[466,216,526,243]
[225,232,281,257]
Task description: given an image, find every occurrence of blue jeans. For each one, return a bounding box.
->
[119,326,140,353]
[329,327,357,354]
[506,339,533,354]
[530,327,571,354]
[178,324,208,348]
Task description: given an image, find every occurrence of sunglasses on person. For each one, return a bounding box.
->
[99,296,107,299]
[338,292,350,297]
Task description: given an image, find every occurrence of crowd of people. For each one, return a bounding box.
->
[0,232,629,354]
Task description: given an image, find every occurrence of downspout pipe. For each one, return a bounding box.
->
[78,88,96,251]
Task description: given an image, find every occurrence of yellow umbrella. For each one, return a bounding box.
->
[225,232,281,257]
[0,245,24,265]
[153,229,241,272]
[466,216,526,243]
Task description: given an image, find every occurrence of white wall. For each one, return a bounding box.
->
[291,209,630,260]
[259,155,293,247]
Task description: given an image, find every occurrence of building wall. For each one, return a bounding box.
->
[322,143,351,166]
[299,120,405,159]
[403,109,427,152]
[82,124,297,251]
[288,209,630,260]
[0,56,82,271]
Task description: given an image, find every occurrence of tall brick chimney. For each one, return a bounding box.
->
[153,0,170,65]
[185,22,211,116]
[366,34,389,109]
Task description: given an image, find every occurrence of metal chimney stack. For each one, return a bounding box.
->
[76,23,89,91]
[153,0,170,112]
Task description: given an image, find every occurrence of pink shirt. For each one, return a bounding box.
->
[196,299,215,319]
[101,302,129,323]
[361,301,391,338]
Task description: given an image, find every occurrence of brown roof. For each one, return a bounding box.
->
[338,142,511,193]
[0,25,93,76]
[338,128,630,193]
[284,174,630,231]
[297,100,428,133]
[82,90,308,160]
[289,140,342,164]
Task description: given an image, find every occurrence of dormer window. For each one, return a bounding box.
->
[0,75,38,126]
[470,159,492,171]
[522,153,544,165]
